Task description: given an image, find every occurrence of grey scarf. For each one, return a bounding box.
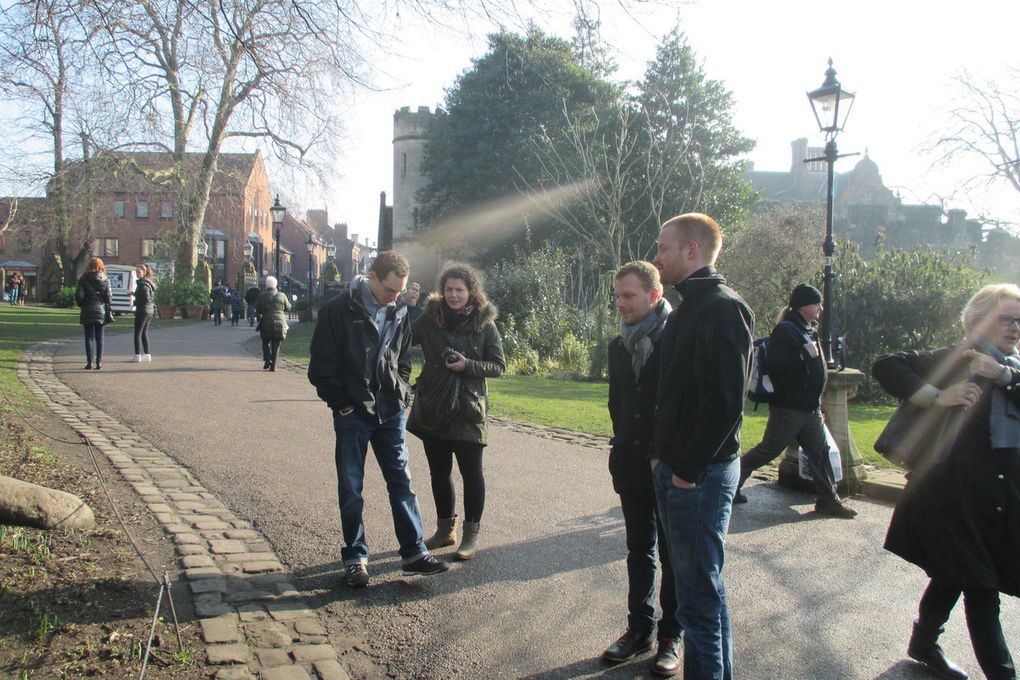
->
[620,298,672,377]
[977,337,1020,450]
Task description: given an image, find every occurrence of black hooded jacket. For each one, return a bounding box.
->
[763,311,826,411]
[75,271,113,326]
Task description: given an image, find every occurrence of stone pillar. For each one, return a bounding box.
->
[777,368,867,495]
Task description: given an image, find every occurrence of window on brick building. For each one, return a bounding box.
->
[159,201,172,219]
[136,201,149,219]
[97,238,119,257]
[141,238,156,258]
[113,201,125,218]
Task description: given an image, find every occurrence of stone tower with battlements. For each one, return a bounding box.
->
[391,106,441,287]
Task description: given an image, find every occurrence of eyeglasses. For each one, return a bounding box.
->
[996,315,1020,328]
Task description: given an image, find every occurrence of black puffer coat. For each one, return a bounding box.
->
[407,294,506,445]
[75,271,112,326]
[873,346,1020,596]
[134,278,156,319]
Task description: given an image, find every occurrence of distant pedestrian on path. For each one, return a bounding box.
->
[873,283,1020,680]
[130,264,156,363]
[734,283,856,518]
[602,261,680,677]
[245,284,260,327]
[308,250,449,588]
[229,288,242,326]
[407,263,505,562]
[254,276,290,371]
[15,273,25,305]
[210,279,226,326]
[651,213,753,680]
[74,257,113,370]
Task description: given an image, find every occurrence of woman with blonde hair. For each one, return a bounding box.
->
[873,283,1020,680]
[131,264,156,363]
[74,257,113,369]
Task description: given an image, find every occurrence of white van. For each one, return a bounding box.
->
[105,264,138,316]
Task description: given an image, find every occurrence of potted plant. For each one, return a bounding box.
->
[173,279,210,320]
[155,276,176,319]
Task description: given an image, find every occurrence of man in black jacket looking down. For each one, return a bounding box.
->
[651,213,753,680]
[308,250,447,588]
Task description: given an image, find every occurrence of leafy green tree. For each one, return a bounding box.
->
[837,240,986,400]
[418,27,619,239]
[636,28,756,232]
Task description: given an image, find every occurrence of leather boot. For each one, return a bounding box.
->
[425,516,457,550]
[455,521,480,560]
[908,620,969,680]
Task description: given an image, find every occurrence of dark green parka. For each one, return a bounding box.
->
[255,288,291,340]
[407,294,506,445]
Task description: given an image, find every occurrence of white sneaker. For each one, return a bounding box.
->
[143,354,152,362]
[130,354,142,363]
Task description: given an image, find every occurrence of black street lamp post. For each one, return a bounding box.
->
[242,241,254,272]
[270,195,286,280]
[805,58,857,370]
[305,235,315,310]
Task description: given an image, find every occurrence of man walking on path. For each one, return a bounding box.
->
[651,213,753,680]
[603,261,681,676]
[307,250,447,588]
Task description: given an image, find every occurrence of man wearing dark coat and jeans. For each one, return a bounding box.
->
[651,213,753,680]
[308,250,448,588]
[603,260,681,677]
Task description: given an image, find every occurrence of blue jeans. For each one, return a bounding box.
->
[653,458,739,680]
[333,408,427,566]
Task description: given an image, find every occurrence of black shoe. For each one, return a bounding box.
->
[733,490,748,504]
[602,629,654,663]
[84,363,93,370]
[269,363,276,372]
[263,361,271,370]
[815,498,857,518]
[401,554,449,576]
[908,622,969,680]
[95,363,102,370]
[345,563,369,588]
[651,638,681,677]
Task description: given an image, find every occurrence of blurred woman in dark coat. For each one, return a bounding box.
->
[873,283,1020,680]
[74,257,113,370]
[408,263,505,560]
[255,276,291,371]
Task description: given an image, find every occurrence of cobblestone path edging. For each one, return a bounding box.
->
[19,340,350,680]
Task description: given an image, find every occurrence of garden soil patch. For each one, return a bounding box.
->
[0,407,207,678]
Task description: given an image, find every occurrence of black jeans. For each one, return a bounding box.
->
[261,337,281,365]
[133,315,151,354]
[83,323,105,365]
[420,434,485,522]
[738,405,839,502]
[618,468,681,641]
[919,579,1015,679]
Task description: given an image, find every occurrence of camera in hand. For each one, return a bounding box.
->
[445,349,459,364]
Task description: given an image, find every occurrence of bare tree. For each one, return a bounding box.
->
[934,68,1020,198]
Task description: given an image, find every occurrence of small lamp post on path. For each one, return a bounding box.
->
[271,195,286,280]
[306,235,315,318]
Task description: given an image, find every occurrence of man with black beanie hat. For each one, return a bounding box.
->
[734,282,857,518]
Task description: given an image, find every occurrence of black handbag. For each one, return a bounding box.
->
[874,401,959,473]
[104,304,115,324]
[410,367,460,431]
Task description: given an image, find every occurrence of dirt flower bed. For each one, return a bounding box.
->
[0,414,205,678]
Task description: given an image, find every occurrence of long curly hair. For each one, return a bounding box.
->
[438,262,489,310]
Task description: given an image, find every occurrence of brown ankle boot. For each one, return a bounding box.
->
[425,516,457,549]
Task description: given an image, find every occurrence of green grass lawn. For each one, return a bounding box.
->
[281,318,896,466]
[0,305,194,408]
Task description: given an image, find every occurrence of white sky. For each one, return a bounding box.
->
[306,0,1020,241]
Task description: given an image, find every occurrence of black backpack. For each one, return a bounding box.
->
[745,320,806,404]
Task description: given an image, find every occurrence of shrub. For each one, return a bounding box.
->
[172,279,209,306]
[52,286,77,308]
[154,277,174,305]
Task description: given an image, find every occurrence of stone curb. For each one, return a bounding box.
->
[18,339,351,680]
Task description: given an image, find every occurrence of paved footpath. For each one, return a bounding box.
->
[21,320,1019,680]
